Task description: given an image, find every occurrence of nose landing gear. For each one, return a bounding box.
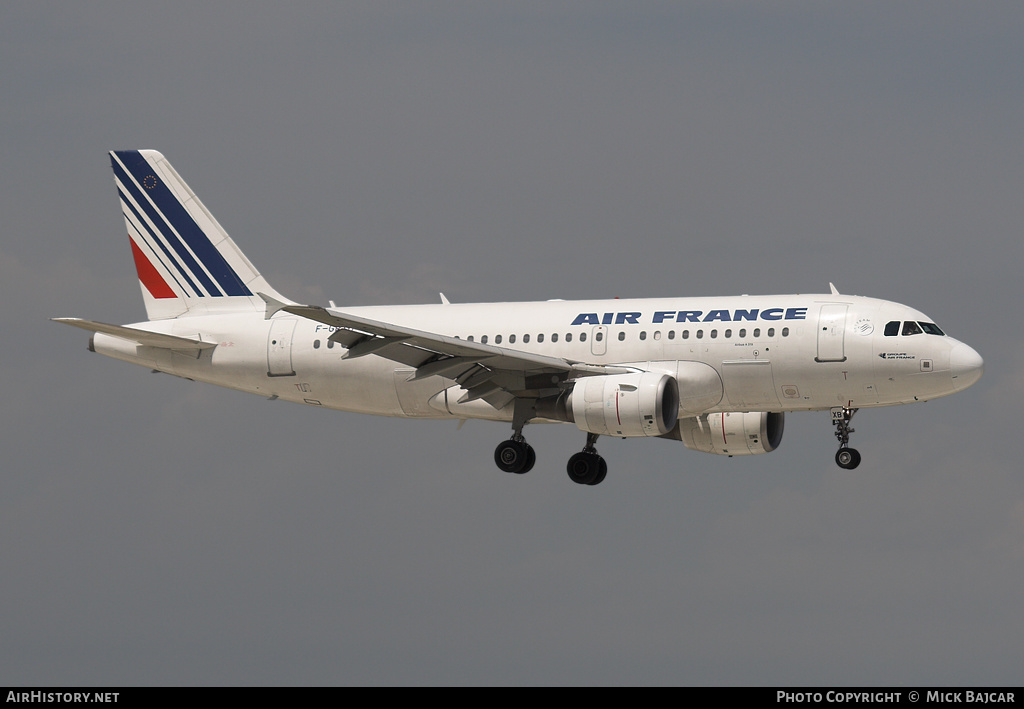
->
[832,406,861,470]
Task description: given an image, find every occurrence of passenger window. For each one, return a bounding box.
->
[467,336,474,342]
[739,329,746,338]
[753,328,760,338]
[537,334,545,343]
[495,335,502,344]
[509,334,516,344]
[594,332,601,342]
[654,331,661,341]
[668,330,675,340]
[566,333,573,343]
[580,332,587,342]
[696,330,704,339]
[902,321,923,336]
[523,334,530,344]
[884,321,900,337]
[767,328,775,337]
[639,331,647,341]
[782,327,789,337]
[551,333,558,343]
[682,330,689,339]
[725,329,732,338]
[313,340,321,349]
[618,331,625,341]
[481,335,489,344]
[710,329,718,339]
[327,340,335,349]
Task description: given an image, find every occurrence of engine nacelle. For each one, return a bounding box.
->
[570,372,679,437]
[673,411,784,455]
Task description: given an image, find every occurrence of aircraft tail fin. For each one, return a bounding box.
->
[110,150,291,320]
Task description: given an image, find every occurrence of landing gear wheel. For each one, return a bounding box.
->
[567,451,606,485]
[835,447,861,470]
[831,407,861,470]
[495,439,533,474]
[522,444,536,474]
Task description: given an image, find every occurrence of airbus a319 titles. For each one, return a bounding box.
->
[55,150,984,486]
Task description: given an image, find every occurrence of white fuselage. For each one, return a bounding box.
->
[90,293,980,424]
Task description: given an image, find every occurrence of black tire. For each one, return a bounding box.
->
[520,444,536,474]
[567,451,601,485]
[495,440,529,473]
[587,457,608,486]
[835,447,862,470]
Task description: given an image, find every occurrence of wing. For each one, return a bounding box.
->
[53,318,217,352]
[260,294,629,408]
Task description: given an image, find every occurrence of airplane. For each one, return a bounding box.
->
[54,150,985,485]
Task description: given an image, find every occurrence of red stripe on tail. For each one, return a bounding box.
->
[129,238,176,299]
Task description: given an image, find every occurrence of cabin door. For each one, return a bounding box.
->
[816,304,848,363]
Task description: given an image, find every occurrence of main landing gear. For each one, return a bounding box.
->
[492,421,608,485]
[494,400,538,475]
[566,433,607,486]
[832,406,861,470]
[494,436,536,474]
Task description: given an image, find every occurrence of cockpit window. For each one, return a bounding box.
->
[884,321,900,337]
[918,322,945,336]
[902,321,923,336]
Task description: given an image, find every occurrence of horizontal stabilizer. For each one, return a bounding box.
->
[52,318,217,351]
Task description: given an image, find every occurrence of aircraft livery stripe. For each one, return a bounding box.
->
[111,151,252,297]
[117,185,201,297]
[114,150,252,297]
[111,157,221,297]
[129,237,177,298]
[122,199,193,297]
[123,210,192,296]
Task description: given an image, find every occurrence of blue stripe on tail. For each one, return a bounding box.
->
[111,151,252,297]
[118,187,200,297]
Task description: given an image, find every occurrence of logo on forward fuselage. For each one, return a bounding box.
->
[570,307,808,326]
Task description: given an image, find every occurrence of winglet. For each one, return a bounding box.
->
[440,292,451,305]
[829,282,841,295]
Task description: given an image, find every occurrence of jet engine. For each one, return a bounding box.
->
[566,372,679,437]
[669,411,784,455]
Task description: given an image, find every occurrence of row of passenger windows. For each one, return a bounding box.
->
[310,327,792,351]
[884,321,945,337]
[456,327,788,344]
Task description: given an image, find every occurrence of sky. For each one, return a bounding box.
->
[1,1,1022,686]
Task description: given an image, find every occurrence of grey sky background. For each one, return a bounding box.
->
[2,2,1021,685]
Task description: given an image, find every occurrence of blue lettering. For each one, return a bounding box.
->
[703,309,731,322]
[570,306,808,326]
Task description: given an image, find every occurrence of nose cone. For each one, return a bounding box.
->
[950,343,984,391]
